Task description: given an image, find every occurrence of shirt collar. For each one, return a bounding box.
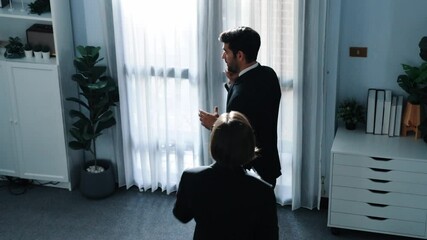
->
[239,62,259,77]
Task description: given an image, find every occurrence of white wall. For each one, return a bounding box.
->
[338,0,427,104]
[322,0,427,196]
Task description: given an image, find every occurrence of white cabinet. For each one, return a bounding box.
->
[328,127,427,239]
[0,61,19,176]
[1,62,69,183]
[0,1,79,189]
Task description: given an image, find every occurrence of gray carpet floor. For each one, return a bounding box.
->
[0,181,418,240]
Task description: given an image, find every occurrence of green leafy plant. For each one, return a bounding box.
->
[4,37,24,58]
[419,36,427,61]
[41,45,50,53]
[33,45,42,52]
[403,36,427,142]
[24,43,32,51]
[66,46,119,172]
[337,99,365,130]
[28,0,50,15]
[396,62,427,104]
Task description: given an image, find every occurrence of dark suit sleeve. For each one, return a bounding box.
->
[256,188,279,240]
[173,171,194,223]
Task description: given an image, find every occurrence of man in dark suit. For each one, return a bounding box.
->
[199,26,282,187]
[174,111,279,240]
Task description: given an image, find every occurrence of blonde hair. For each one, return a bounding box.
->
[210,111,256,167]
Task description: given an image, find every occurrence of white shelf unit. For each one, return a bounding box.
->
[0,0,80,189]
[328,127,427,239]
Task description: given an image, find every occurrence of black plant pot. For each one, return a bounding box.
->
[345,122,356,130]
[80,159,116,199]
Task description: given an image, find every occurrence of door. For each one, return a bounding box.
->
[0,62,19,176]
[9,62,69,182]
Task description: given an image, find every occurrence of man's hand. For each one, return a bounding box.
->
[225,70,238,85]
[199,107,219,130]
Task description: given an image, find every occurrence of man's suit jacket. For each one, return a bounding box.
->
[173,163,278,240]
[226,64,282,180]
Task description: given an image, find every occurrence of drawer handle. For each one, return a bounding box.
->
[368,189,389,194]
[369,178,390,183]
[367,216,387,221]
[367,203,388,208]
[371,157,392,161]
[370,168,391,172]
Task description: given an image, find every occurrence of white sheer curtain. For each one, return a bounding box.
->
[293,0,329,210]
[112,0,202,193]
[111,0,330,209]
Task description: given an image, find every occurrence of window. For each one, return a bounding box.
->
[116,0,295,202]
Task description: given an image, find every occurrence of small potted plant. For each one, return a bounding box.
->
[28,0,51,15]
[66,45,119,199]
[23,43,33,58]
[33,44,42,60]
[4,37,24,59]
[41,45,50,59]
[337,98,365,130]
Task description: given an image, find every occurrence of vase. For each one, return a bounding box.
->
[33,51,42,60]
[401,102,421,139]
[79,159,116,199]
[24,50,33,58]
[345,122,356,130]
[42,51,50,60]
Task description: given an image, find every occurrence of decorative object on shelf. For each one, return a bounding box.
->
[26,24,55,56]
[28,0,50,15]
[4,37,24,58]
[23,43,32,58]
[32,44,42,60]
[397,36,427,139]
[66,46,119,199]
[402,102,421,138]
[41,45,50,59]
[337,98,365,130]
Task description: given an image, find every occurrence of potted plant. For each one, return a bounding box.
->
[337,98,365,130]
[397,37,427,139]
[33,44,42,60]
[23,43,33,58]
[28,0,50,15]
[396,63,427,105]
[4,37,24,59]
[66,45,119,199]
[41,45,50,59]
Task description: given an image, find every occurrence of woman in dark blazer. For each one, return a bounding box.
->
[173,111,279,240]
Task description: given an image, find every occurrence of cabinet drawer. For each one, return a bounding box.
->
[329,212,426,237]
[332,186,427,209]
[332,175,427,195]
[333,164,427,184]
[334,153,427,174]
[330,199,427,222]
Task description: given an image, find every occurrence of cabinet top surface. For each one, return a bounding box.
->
[332,127,427,160]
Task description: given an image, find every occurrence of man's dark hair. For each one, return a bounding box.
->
[219,26,261,62]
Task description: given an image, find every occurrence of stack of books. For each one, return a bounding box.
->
[366,88,404,136]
